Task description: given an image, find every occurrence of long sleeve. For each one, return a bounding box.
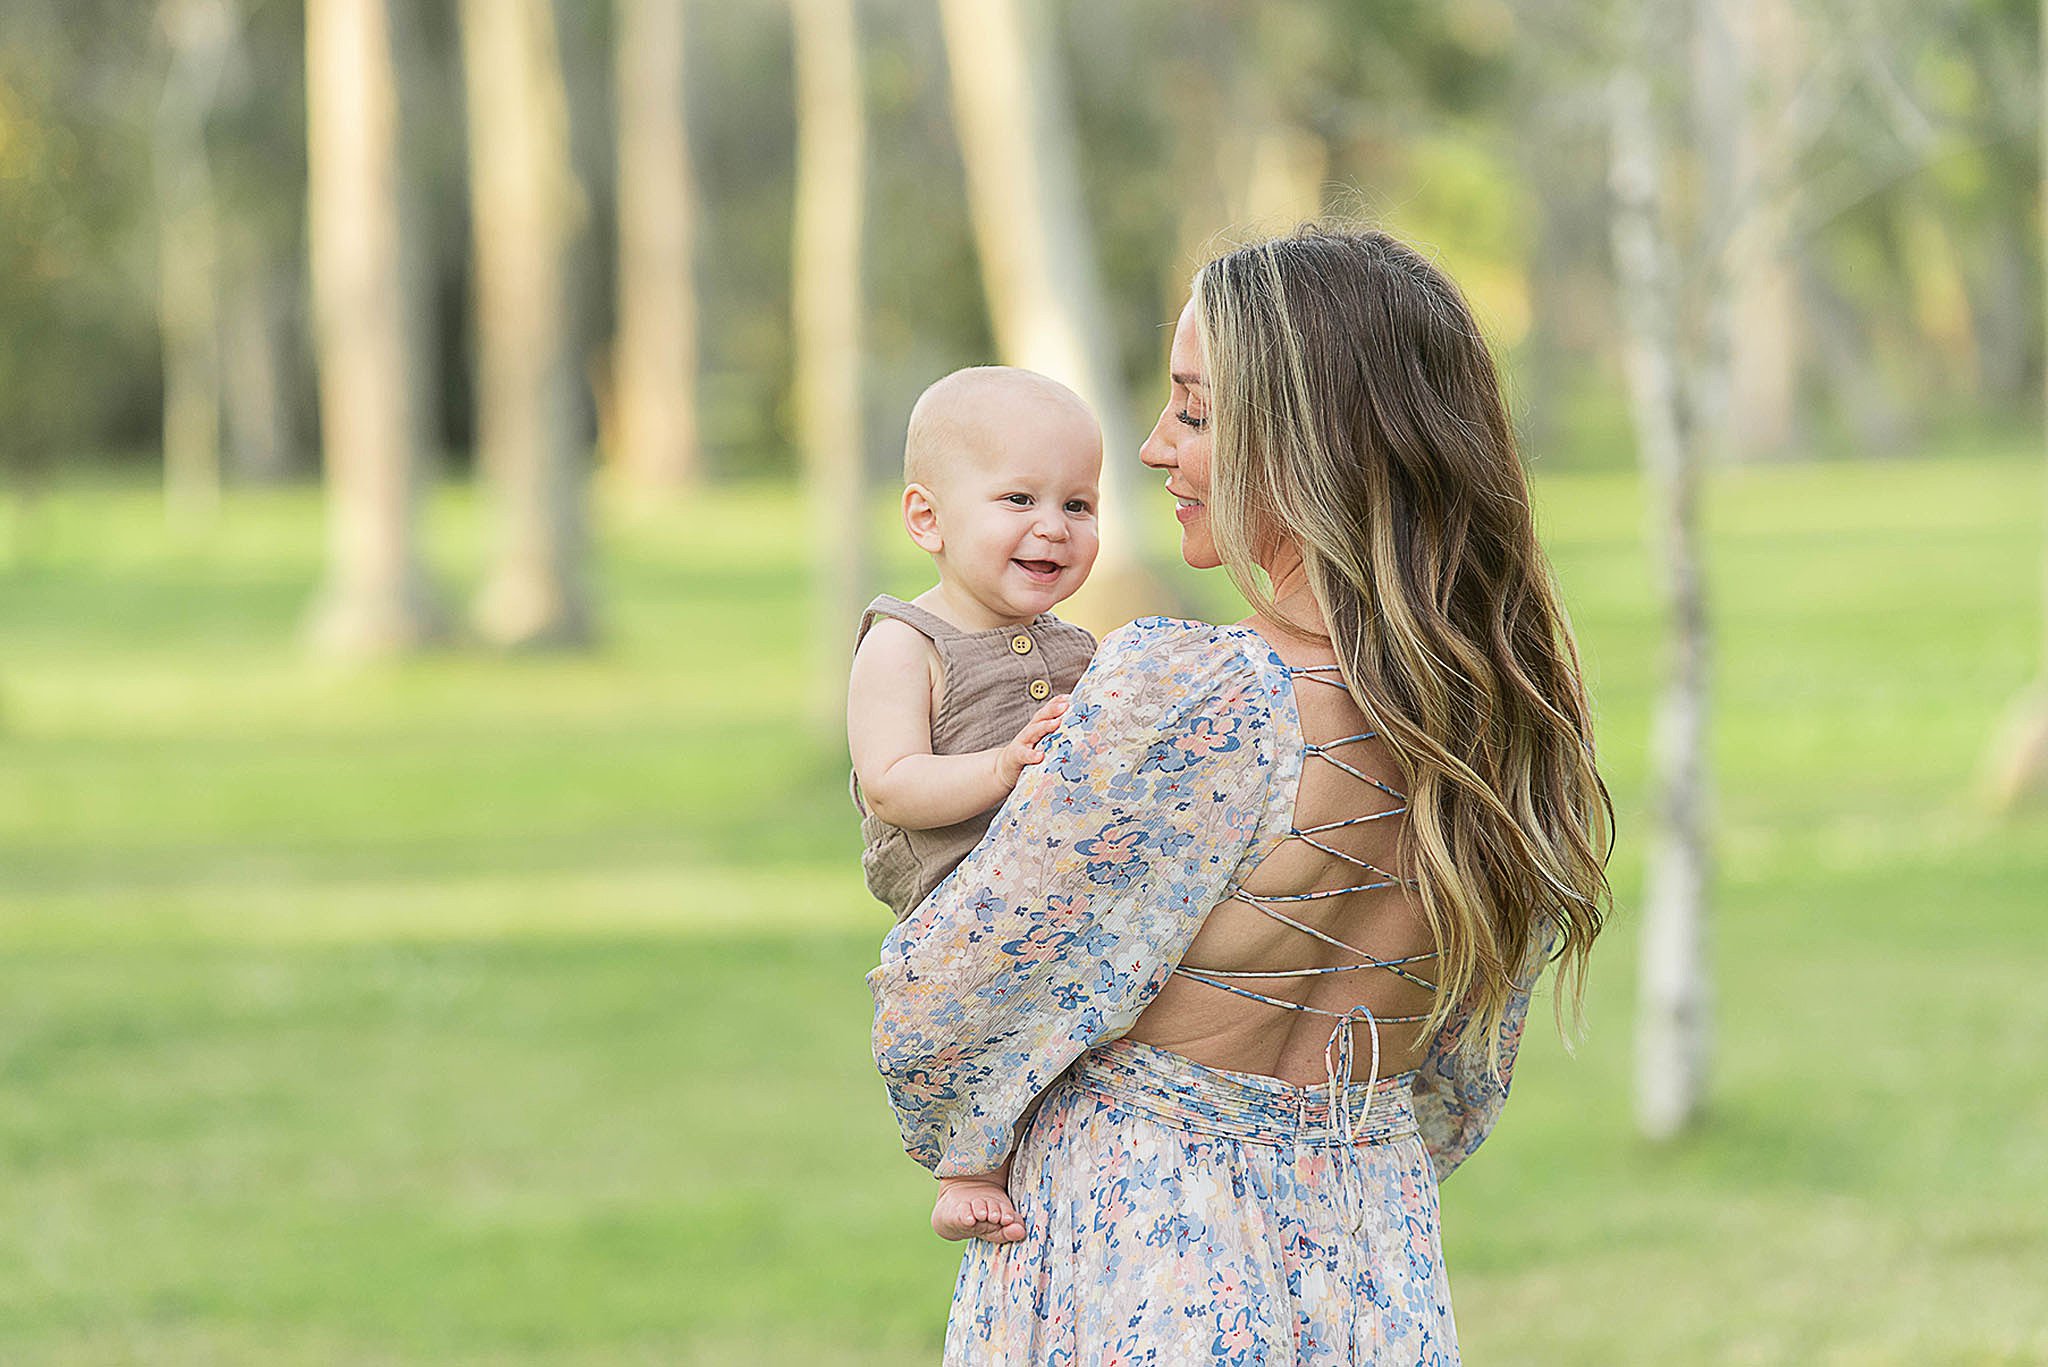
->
[1410,924,1559,1181]
[869,618,1299,1177]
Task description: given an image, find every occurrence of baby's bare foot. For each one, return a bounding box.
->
[932,1177,1026,1244]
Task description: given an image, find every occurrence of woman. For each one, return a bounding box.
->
[871,227,1612,1364]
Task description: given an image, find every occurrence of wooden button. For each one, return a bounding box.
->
[1010,633,1034,655]
[1028,678,1052,701]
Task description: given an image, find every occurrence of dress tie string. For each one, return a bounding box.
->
[1325,1004,1383,1241]
[1323,1003,1384,1145]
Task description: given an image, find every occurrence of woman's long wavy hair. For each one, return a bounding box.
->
[1193,226,1613,1056]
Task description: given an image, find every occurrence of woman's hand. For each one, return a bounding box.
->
[991,695,1070,789]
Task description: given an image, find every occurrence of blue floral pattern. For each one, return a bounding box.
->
[945,1039,1459,1364]
[869,617,1545,1362]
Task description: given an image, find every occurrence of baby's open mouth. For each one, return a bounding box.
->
[1014,559,1062,579]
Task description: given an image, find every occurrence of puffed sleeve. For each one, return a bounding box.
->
[1410,925,1559,1181]
[869,618,1299,1177]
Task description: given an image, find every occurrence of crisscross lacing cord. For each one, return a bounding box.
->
[1170,663,1436,1146]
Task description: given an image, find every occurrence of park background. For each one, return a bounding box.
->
[3,0,2047,1361]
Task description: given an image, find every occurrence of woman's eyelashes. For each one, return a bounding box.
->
[1176,408,1207,431]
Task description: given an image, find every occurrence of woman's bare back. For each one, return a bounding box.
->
[1123,617,1439,1085]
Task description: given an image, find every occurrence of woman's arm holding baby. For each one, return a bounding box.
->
[848,617,1067,830]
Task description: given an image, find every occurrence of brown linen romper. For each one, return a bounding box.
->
[851,594,1096,920]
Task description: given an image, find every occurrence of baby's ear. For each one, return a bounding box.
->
[903,483,944,553]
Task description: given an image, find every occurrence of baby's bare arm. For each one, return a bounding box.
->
[848,618,1066,830]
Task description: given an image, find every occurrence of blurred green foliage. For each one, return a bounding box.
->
[1,0,2042,483]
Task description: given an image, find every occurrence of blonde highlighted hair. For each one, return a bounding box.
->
[1193,226,1612,1055]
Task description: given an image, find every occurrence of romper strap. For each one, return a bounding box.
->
[855,594,963,651]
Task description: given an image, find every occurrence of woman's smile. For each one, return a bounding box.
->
[1139,299,1219,568]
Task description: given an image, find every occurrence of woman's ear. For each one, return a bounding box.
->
[903,484,944,554]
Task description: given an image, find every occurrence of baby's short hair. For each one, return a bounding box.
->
[903,366,1095,488]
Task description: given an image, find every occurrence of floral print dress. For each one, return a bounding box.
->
[870,618,1548,1364]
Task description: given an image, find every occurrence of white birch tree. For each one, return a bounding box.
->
[936,0,1181,634]
[790,0,868,732]
[303,0,444,656]
[612,0,701,491]
[1610,0,1714,1140]
[460,0,593,647]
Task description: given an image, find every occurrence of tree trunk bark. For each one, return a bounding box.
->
[460,0,593,648]
[789,0,869,734]
[156,0,231,525]
[936,0,1182,635]
[1610,31,1714,1141]
[613,0,701,492]
[1982,0,2048,810]
[303,0,443,656]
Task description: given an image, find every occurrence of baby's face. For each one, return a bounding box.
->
[929,405,1102,621]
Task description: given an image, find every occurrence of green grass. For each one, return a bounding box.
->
[2,448,2045,1364]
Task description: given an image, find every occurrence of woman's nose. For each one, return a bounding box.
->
[1139,411,1173,470]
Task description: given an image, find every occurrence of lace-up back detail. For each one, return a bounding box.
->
[1169,662,1438,1140]
[876,617,1544,1184]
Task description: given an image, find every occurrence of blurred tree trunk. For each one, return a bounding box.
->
[221,227,295,484]
[1804,264,1913,453]
[790,0,868,734]
[1715,0,1804,460]
[612,0,701,492]
[303,0,443,655]
[155,0,234,525]
[1219,40,1326,234]
[1687,0,1737,467]
[391,0,452,481]
[1159,4,1234,308]
[460,0,593,648]
[1981,1,2048,810]
[937,0,1183,635]
[1610,14,1714,1141]
[1949,151,2038,410]
[1948,16,2040,412]
[1511,84,1596,461]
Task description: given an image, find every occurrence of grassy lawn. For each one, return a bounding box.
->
[2,449,2045,1363]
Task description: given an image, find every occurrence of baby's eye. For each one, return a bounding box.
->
[1177,409,1208,431]
[1004,493,1033,506]
[1064,499,1093,515]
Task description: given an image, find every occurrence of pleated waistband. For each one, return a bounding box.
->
[1068,1038,1419,1148]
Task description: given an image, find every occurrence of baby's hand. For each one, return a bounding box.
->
[992,695,1069,789]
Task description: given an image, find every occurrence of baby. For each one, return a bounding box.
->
[848,366,1102,1245]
